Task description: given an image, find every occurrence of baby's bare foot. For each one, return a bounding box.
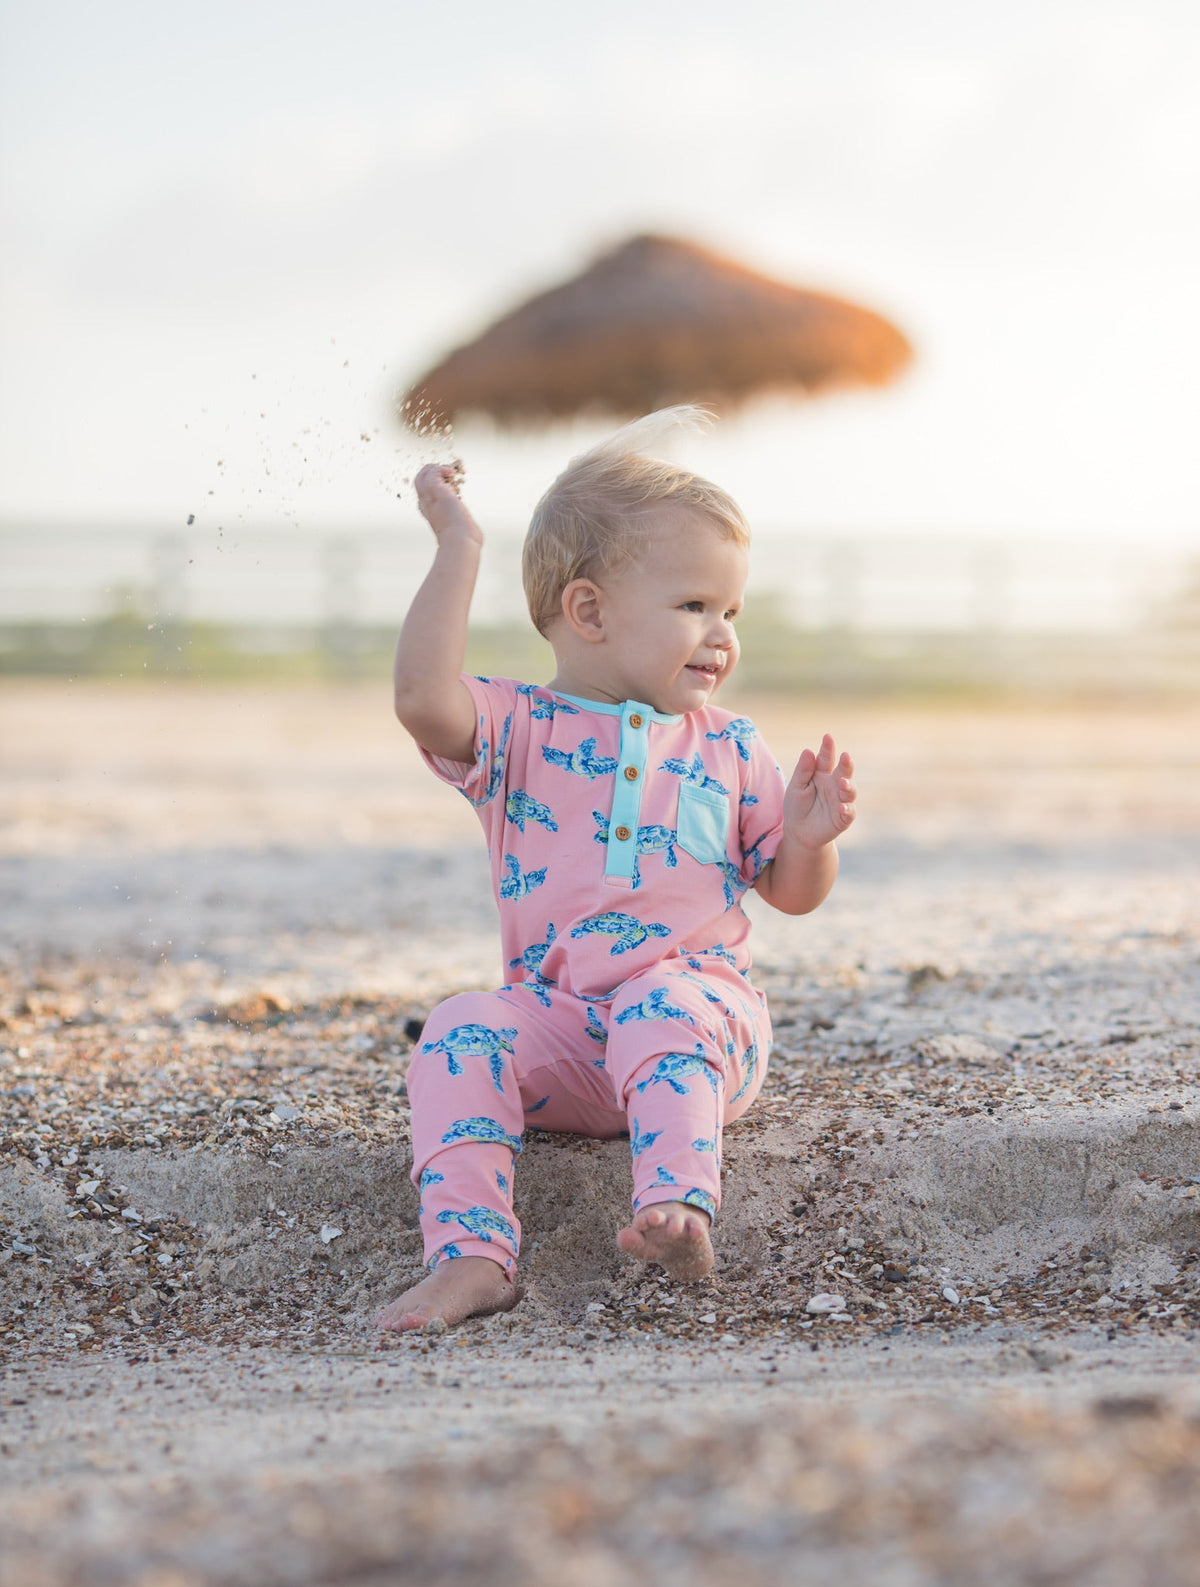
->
[616,1202,714,1282]
[373,1256,517,1332]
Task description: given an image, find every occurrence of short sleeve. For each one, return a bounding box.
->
[737,728,786,885]
[419,674,519,808]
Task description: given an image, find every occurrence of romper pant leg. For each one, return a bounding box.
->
[605,962,771,1223]
[408,984,625,1273]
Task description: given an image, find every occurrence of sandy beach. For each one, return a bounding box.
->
[2,680,1199,1585]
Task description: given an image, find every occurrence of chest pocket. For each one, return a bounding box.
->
[676,781,731,865]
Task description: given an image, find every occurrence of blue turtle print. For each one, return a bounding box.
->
[591,813,680,888]
[418,1167,445,1212]
[614,987,696,1027]
[584,1005,607,1045]
[495,1170,509,1194]
[705,717,757,761]
[677,969,730,1008]
[717,858,748,909]
[505,789,558,833]
[731,1034,761,1103]
[739,791,760,807]
[636,824,680,867]
[517,977,552,1009]
[634,1044,720,1097]
[743,839,772,883]
[658,753,729,796]
[499,854,548,900]
[471,711,513,807]
[653,1165,678,1185]
[509,922,557,976]
[429,1242,464,1267]
[542,737,618,779]
[517,683,579,721]
[571,912,672,957]
[422,1023,516,1093]
[436,1205,518,1246]
[441,1117,524,1155]
[526,1095,551,1113]
[703,942,740,968]
[691,1135,719,1154]
[629,1118,663,1158]
[682,1188,718,1219]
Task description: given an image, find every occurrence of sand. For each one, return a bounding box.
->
[2,681,1199,1585]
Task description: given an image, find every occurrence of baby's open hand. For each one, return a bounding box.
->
[413,461,481,544]
[783,734,857,851]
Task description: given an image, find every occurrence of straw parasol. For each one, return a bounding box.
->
[401,233,912,429]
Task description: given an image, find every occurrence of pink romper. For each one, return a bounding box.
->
[409,676,786,1274]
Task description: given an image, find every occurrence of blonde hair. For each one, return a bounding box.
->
[522,406,750,636]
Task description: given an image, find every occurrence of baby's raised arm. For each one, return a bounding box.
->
[393,463,481,763]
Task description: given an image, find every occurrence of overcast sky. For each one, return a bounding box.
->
[2,0,1198,544]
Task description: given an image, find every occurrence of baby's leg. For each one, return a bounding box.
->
[376,991,525,1331]
[375,985,624,1331]
[605,966,768,1281]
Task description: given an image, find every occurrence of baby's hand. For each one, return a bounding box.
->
[782,734,857,851]
[414,461,482,545]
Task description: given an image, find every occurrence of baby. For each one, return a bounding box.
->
[375,409,856,1332]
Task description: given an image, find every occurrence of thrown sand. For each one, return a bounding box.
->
[2,682,1199,1585]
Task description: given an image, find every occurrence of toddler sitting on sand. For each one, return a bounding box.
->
[375,409,856,1332]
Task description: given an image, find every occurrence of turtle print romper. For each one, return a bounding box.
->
[409,675,786,1275]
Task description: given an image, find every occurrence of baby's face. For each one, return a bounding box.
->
[595,512,748,715]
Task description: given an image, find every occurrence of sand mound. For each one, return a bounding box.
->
[6,1102,1197,1349]
[866,1104,1200,1286]
[1,1127,816,1343]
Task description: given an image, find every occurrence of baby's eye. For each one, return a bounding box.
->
[680,600,705,612]
[725,609,740,622]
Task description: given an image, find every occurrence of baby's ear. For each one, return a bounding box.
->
[561,578,606,642]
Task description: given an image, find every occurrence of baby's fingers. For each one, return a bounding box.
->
[815,733,838,774]
[414,460,465,500]
[789,746,818,788]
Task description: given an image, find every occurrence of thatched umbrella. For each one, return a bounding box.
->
[401,233,912,429]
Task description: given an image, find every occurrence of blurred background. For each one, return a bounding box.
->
[2,0,1199,695]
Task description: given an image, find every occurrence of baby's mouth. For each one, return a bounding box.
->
[686,662,721,680]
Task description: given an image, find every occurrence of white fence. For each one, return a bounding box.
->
[2,523,1194,636]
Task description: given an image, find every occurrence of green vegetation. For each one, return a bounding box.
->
[2,592,1198,700]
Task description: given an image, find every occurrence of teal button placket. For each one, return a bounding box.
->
[604,701,653,884]
[549,693,681,888]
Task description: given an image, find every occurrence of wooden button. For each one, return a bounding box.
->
[615,825,632,842]
[628,713,644,728]
[623,765,639,781]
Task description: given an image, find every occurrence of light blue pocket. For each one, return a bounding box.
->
[676,782,731,865]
